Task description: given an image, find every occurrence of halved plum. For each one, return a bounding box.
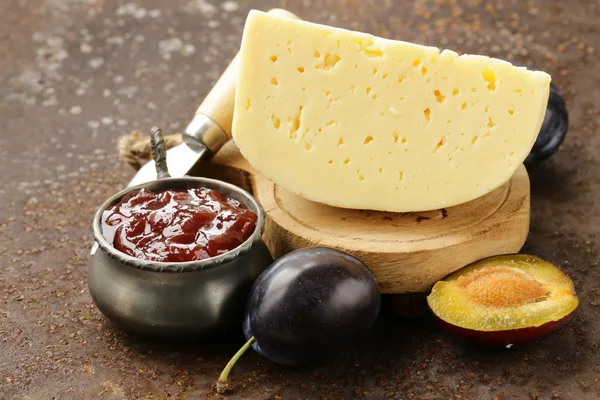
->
[426,254,578,346]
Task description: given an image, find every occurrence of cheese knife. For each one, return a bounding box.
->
[127,8,300,187]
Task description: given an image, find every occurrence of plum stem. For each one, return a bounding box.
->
[216,336,256,394]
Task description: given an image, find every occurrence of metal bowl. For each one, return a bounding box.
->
[88,176,273,339]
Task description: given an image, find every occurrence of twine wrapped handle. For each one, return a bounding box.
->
[150,126,171,179]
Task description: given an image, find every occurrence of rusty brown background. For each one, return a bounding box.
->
[1,0,599,399]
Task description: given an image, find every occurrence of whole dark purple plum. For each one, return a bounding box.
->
[217,247,381,393]
[525,83,569,166]
[243,247,381,366]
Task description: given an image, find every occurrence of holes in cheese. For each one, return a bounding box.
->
[233,10,551,212]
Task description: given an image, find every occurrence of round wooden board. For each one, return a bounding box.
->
[205,141,530,294]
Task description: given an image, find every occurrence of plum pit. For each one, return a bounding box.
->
[456,266,549,308]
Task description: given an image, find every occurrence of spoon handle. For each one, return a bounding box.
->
[150,126,171,179]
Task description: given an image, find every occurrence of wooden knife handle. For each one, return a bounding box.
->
[194,8,301,140]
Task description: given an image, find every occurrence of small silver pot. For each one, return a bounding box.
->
[88,177,272,339]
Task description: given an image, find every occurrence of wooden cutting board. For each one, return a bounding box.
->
[190,141,530,295]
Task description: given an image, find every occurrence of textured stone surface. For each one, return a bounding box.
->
[1,0,599,399]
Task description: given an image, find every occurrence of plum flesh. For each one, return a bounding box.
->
[426,254,578,346]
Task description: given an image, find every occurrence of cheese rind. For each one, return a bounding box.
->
[233,10,550,212]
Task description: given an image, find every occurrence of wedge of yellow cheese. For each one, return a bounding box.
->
[232,10,550,212]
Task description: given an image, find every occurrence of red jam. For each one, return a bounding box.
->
[101,187,257,262]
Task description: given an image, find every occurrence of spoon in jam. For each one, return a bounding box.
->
[149,126,171,180]
[101,127,259,263]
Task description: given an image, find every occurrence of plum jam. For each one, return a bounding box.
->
[101,187,257,262]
